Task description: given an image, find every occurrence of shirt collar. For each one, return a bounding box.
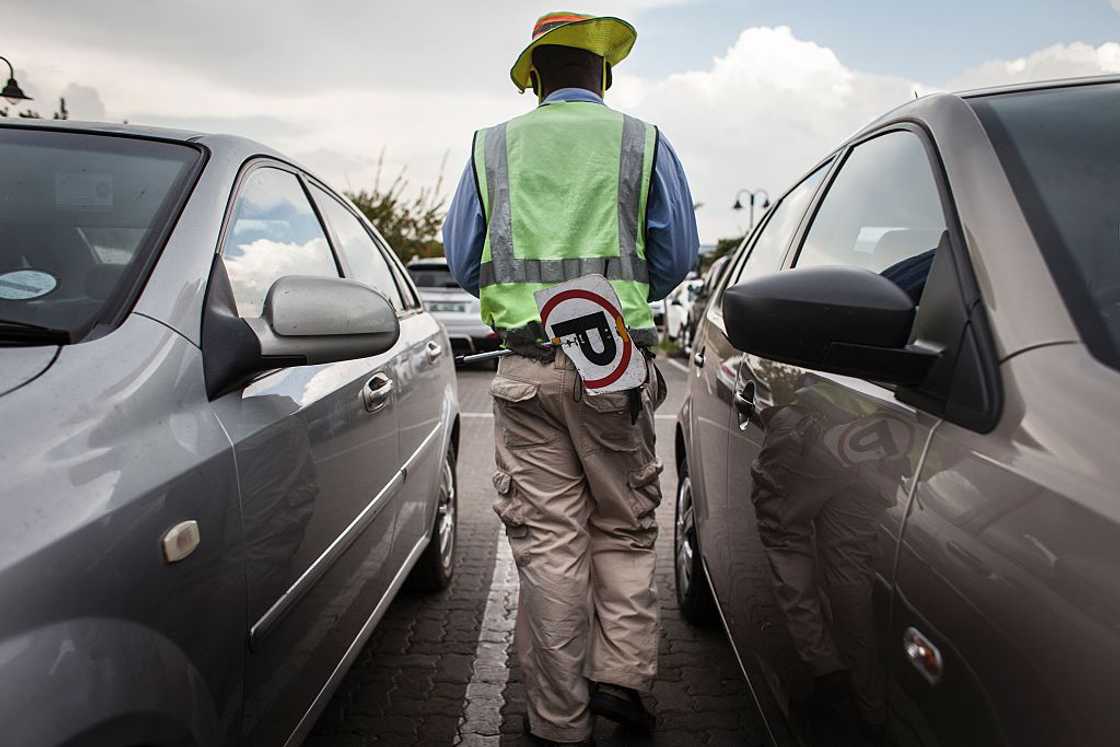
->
[542,87,605,105]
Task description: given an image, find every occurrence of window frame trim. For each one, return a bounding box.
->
[706,154,839,332]
[301,174,424,316]
[784,120,1004,432]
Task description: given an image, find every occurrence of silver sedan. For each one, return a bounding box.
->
[0,120,460,746]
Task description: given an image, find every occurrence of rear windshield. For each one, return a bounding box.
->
[0,128,201,344]
[407,264,461,289]
[970,83,1120,369]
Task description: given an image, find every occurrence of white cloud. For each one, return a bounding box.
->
[616,26,922,240]
[225,237,335,317]
[616,29,1120,241]
[4,5,1117,244]
[944,41,1120,91]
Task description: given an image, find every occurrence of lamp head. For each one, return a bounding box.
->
[2,76,31,105]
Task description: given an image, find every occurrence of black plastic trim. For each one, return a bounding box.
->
[787,123,1003,433]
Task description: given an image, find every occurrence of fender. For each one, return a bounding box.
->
[0,618,222,747]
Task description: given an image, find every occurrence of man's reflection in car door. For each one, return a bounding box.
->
[726,359,929,746]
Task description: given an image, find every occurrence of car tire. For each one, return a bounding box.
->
[407,442,458,591]
[675,459,716,625]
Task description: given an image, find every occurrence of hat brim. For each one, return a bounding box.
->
[510,16,637,92]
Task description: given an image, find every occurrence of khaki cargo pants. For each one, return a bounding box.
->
[491,350,665,743]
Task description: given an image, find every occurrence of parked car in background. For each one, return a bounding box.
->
[674,75,1120,746]
[680,255,730,355]
[664,275,703,351]
[407,257,500,361]
[0,120,461,747]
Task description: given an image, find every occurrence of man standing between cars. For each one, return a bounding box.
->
[444,11,699,745]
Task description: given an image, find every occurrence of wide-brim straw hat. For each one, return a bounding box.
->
[510,11,637,93]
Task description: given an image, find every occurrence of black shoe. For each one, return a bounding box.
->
[589,682,656,734]
[522,713,595,746]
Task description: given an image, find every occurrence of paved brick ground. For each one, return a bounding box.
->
[308,360,766,746]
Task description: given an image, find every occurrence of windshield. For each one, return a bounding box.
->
[407,264,461,289]
[970,82,1120,370]
[0,128,201,344]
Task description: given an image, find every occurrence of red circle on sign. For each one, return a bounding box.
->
[540,288,632,389]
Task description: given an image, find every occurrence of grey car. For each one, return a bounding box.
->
[406,257,500,360]
[0,121,460,746]
[674,76,1120,746]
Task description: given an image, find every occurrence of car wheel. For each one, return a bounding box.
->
[407,442,458,591]
[675,459,716,625]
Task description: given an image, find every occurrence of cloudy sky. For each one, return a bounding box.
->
[7,0,1119,242]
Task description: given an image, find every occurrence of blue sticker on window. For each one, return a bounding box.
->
[0,270,58,300]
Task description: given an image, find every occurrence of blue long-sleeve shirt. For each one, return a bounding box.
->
[442,88,699,302]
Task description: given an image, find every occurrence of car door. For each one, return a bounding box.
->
[307,182,449,574]
[723,130,969,744]
[204,164,403,747]
[704,161,831,729]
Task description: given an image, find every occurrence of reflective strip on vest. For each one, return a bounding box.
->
[478,255,649,286]
[479,113,652,288]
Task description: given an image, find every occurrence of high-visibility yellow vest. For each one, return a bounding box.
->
[472,101,659,346]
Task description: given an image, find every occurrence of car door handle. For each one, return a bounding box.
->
[734,379,756,429]
[903,626,943,685]
[426,341,443,362]
[362,373,394,413]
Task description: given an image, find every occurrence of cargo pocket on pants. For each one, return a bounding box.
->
[491,377,550,449]
[493,470,532,563]
[626,459,664,548]
[581,390,640,453]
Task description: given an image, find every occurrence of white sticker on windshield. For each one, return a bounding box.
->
[0,270,58,300]
[55,172,114,210]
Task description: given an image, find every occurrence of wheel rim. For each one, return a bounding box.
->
[436,454,456,574]
[675,474,696,598]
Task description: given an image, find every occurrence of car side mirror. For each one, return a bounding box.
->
[243,275,400,365]
[722,266,939,385]
[202,262,400,399]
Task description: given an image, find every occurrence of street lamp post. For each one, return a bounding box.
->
[0,56,32,106]
[732,188,771,233]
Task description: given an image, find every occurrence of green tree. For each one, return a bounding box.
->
[346,150,448,262]
[0,96,68,120]
[700,234,744,273]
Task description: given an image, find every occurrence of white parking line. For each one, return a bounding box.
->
[457,530,518,745]
[664,357,690,375]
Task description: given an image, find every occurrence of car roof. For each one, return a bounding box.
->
[850,73,1120,145]
[0,118,289,163]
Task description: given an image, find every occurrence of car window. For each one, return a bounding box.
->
[0,129,200,343]
[795,131,947,304]
[310,185,404,312]
[408,264,461,289]
[222,167,339,318]
[970,83,1120,370]
[727,161,831,290]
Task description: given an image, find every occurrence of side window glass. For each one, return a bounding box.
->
[729,162,830,288]
[310,186,404,311]
[222,167,338,317]
[796,131,947,303]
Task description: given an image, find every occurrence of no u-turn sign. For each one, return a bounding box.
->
[535,274,647,394]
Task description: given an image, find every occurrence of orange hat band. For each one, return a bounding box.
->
[533,13,592,39]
